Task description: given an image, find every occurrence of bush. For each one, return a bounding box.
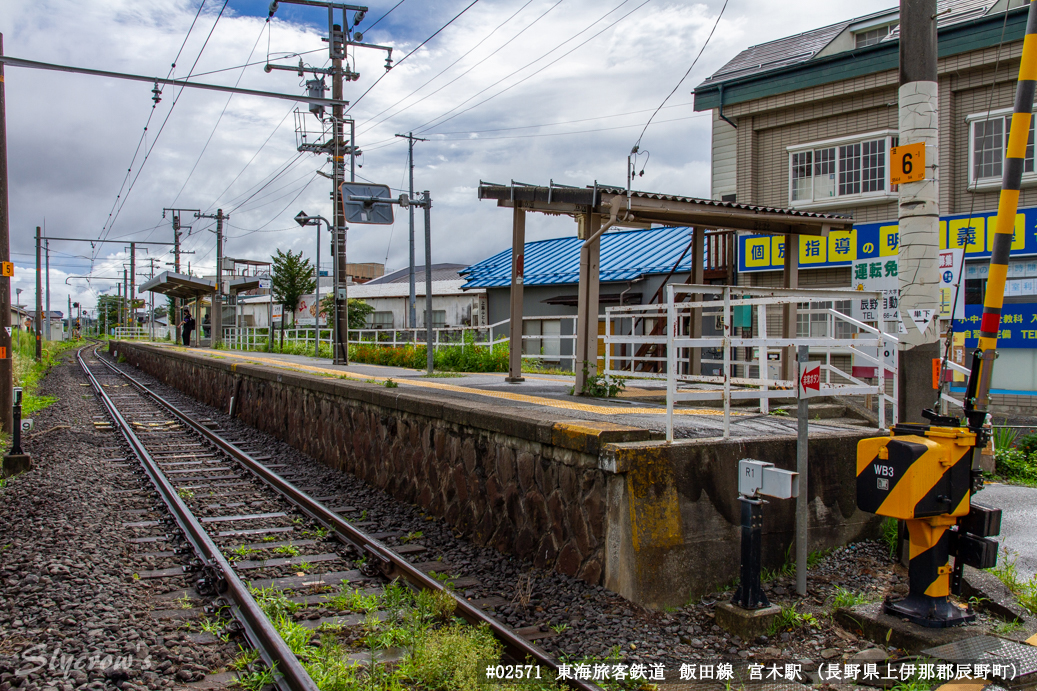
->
[1017,432,1037,458]
[993,448,1037,484]
[348,332,509,373]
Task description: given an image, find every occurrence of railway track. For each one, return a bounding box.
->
[79,344,591,690]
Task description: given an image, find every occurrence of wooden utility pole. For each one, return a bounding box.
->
[897,0,941,421]
[0,34,12,432]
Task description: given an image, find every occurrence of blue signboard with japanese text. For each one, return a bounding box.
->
[953,304,1037,349]
[738,206,1037,272]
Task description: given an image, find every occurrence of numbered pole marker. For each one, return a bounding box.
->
[890,142,926,185]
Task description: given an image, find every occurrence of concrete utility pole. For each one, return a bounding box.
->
[163,208,199,344]
[396,132,427,329]
[897,0,941,421]
[44,238,50,341]
[332,28,348,365]
[423,190,433,374]
[129,242,136,330]
[0,33,12,433]
[196,209,227,348]
[34,227,41,361]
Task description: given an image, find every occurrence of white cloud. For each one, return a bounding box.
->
[0,0,895,313]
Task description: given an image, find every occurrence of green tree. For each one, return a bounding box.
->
[96,294,122,333]
[319,294,375,330]
[270,249,316,326]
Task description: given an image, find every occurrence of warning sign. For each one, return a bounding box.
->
[798,361,821,398]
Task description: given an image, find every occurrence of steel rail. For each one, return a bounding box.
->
[77,346,319,691]
[95,344,597,691]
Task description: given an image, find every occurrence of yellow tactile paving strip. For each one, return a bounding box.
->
[158,345,738,417]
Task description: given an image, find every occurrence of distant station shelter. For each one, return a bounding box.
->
[476,181,852,390]
[139,271,216,344]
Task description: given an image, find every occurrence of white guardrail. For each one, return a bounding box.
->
[604,285,899,441]
[221,316,580,368]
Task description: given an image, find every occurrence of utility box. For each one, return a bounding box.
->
[738,459,799,500]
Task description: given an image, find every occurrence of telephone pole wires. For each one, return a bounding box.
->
[396,132,427,329]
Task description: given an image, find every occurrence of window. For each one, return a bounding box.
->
[796,301,855,338]
[968,110,1037,188]
[855,25,894,48]
[369,311,393,329]
[788,132,897,207]
[424,310,446,328]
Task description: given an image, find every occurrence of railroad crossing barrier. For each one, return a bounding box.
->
[603,285,899,440]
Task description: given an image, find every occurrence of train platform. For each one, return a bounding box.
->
[126,341,876,440]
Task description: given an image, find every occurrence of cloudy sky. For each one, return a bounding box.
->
[0,0,896,317]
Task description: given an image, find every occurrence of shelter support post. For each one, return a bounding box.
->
[690,227,704,376]
[506,205,525,383]
[575,213,602,393]
[782,234,799,382]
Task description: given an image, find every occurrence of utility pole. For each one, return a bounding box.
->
[67,295,71,340]
[423,190,433,374]
[122,268,128,332]
[396,132,427,330]
[897,0,941,421]
[34,227,41,361]
[163,208,199,344]
[129,242,136,331]
[0,33,12,433]
[44,238,50,341]
[195,209,227,348]
[266,1,392,365]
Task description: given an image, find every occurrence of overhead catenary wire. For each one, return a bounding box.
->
[92,0,210,260]
[346,0,483,112]
[631,0,729,153]
[355,0,552,136]
[94,0,232,257]
[413,0,652,136]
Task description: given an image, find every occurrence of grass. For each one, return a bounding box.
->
[399,531,423,544]
[830,587,870,611]
[177,488,194,500]
[988,549,1037,616]
[12,331,84,415]
[767,604,820,636]
[328,585,380,613]
[881,517,900,560]
[992,619,1024,636]
[273,544,300,558]
[231,545,258,560]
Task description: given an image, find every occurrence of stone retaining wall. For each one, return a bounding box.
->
[111,343,653,586]
[112,342,881,608]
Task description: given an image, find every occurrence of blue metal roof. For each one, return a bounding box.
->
[460,226,695,289]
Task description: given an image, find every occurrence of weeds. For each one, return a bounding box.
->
[231,545,258,560]
[273,544,300,558]
[328,585,379,613]
[830,587,870,611]
[383,378,399,388]
[199,616,230,643]
[229,646,259,671]
[992,619,1023,636]
[570,366,626,398]
[992,427,1018,453]
[988,549,1037,615]
[400,531,423,544]
[881,517,900,560]
[232,664,276,691]
[768,605,820,635]
[399,622,500,691]
[177,488,194,500]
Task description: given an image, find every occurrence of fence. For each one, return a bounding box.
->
[604,285,898,441]
[113,326,169,340]
[221,317,580,369]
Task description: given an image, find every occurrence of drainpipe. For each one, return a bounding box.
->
[718,83,738,129]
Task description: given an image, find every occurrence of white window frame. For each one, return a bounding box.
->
[786,130,898,210]
[966,107,1037,191]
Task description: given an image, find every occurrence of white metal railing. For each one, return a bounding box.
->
[604,285,899,441]
[113,327,152,339]
[221,317,580,369]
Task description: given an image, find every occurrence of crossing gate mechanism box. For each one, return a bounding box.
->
[856,426,975,519]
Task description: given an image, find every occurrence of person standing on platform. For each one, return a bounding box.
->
[179,308,195,347]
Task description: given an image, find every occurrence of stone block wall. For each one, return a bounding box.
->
[110,343,653,585]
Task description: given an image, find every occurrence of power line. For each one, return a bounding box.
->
[347,0,483,112]
[415,0,650,136]
[366,0,407,31]
[94,0,232,256]
[356,0,547,136]
[632,0,728,153]
[92,0,210,261]
[169,20,270,208]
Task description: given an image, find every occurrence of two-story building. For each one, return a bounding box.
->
[693,0,1037,409]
